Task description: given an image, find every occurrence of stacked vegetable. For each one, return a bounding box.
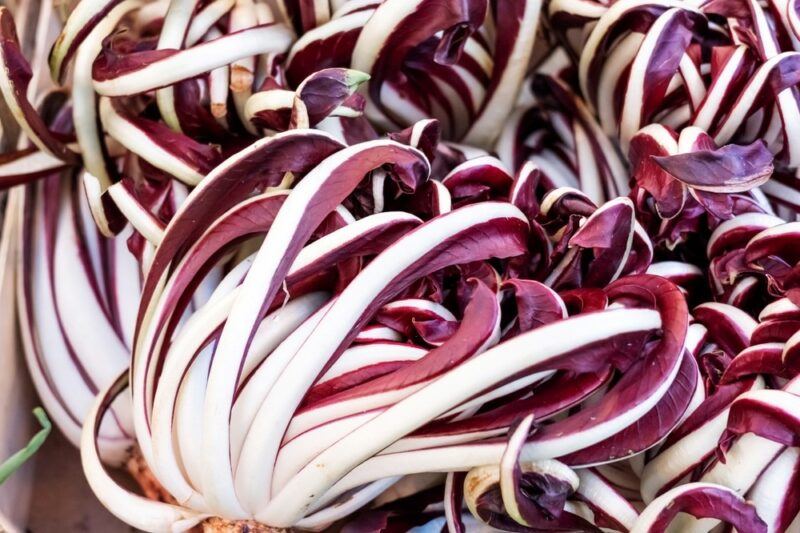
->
[2,0,800,531]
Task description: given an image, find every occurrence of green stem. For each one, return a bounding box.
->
[0,407,51,485]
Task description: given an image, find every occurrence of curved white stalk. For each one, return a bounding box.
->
[154,0,201,131]
[259,307,661,524]
[81,374,206,533]
[99,98,206,186]
[72,0,142,186]
[93,24,293,96]
[640,377,765,504]
[234,202,521,515]
[463,0,542,147]
[149,291,328,509]
[107,181,166,245]
[576,468,640,530]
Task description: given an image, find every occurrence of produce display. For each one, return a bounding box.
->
[1,0,800,531]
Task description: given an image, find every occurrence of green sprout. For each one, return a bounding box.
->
[0,407,51,485]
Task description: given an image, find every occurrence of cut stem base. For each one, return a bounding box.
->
[125,446,178,505]
[202,517,287,532]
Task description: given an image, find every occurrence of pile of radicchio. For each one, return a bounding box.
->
[1,0,800,531]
